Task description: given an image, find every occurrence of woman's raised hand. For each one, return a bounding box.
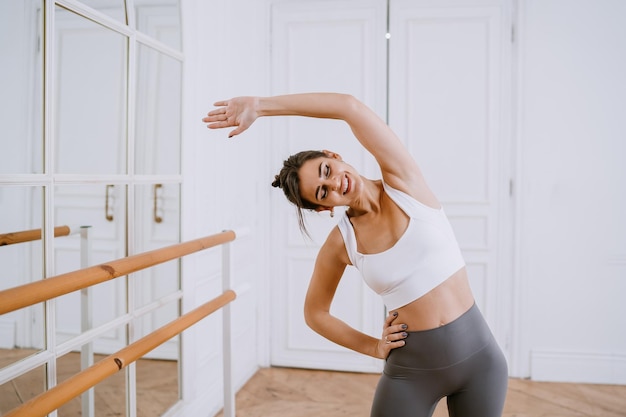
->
[376,311,408,359]
[203,96,259,138]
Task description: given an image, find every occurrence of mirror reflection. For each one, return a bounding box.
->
[55,5,127,175]
[134,0,182,51]
[56,345,127,417]
[0,0,43,174]
[0,362,46,414]
[133,183,181,408]
[1,0,183,413]
[54,184,127,348]
[80,0,126,24]
[134,183,181,308]
[135,314,180,415]
[135,45,182,175]
[0,186,45,368]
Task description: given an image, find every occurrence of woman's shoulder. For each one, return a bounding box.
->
[318,225,352,267]
[382,172,440,210]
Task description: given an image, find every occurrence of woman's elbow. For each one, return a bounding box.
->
[303,304,316,329]
[340,93,361,113]
[303,302,326,332]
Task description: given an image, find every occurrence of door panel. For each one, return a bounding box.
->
[389,0,512,345]
[270,0,387,372]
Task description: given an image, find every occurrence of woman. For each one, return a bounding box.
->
[203,93,508,417]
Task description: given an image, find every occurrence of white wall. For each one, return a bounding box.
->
[517,0,626,383]
[180,0,271,415]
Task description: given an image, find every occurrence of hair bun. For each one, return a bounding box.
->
[271,175,281,188]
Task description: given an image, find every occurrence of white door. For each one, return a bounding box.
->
[270,0,513,371]
[388,0,513,351]
[269,0,387,373]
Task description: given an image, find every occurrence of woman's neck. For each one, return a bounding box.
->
[347,177,383,217]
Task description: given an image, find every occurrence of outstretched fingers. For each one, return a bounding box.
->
[202,96,258,138]
[205,120,238,129]
[202,108,239,137]
[205,108,226,117]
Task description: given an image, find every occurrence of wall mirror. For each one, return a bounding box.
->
[135,44,182,175]
[53,184,128,349]
[0,1,183,414]
[135,0,182,51]
[80,0,126,23]
[0,363,46,413]
[133,183,181,412]
[55,5,128,175]
[56,343,128,416]
[0,0,43,175]
[0,186,45,370]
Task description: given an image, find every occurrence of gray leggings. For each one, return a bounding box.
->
[370,304,508,417]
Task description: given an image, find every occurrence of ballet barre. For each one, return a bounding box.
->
[0,224,95,416]
[0,225,78,246]
[0,230,235,315]
[3,290,236,417]
[0,228,246,417]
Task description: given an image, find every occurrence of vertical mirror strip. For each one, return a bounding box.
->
[0,1,182,416]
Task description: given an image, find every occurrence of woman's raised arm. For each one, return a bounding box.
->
[203,93,434,202]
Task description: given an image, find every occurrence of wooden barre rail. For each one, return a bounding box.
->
[0,225,72,246]
[0,230,236,316]
[4,289,237,417]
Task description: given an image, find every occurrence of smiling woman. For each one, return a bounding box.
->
[298,151,357,207]
[271,149,362,234]
[203,92,508,417]
[270,150,327,233]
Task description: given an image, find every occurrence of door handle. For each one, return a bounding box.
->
[153,184,163,223]
[105,185,114,222]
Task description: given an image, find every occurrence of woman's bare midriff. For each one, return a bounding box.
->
[393,267,475,331]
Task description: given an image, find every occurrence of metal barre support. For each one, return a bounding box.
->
[3,290,236,417]
[80,226,95,417]
[232,226,250,239]
[222,239,235,417]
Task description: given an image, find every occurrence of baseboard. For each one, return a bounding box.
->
[0,319,16,349]
[166,397,221,417]
[530,349,626,384]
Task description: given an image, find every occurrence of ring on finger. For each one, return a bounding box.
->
[385,336,391,344]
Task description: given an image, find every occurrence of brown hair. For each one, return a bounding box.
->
[272,150,327,235]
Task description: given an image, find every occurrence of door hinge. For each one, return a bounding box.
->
[509,179,514,196]
[511,24,516,43]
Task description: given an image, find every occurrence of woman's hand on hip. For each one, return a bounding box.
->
[203,96,259,138]
[376,311,408,359]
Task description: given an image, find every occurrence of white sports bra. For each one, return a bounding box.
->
[337,182,465,310]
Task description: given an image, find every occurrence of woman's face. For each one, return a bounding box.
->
[298,153,361,210]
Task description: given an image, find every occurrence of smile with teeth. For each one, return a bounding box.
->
[342,175,350,194]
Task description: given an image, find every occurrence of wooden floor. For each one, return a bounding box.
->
[3,349,625,416]
[217,367,626,417]
[0,349,178,417]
